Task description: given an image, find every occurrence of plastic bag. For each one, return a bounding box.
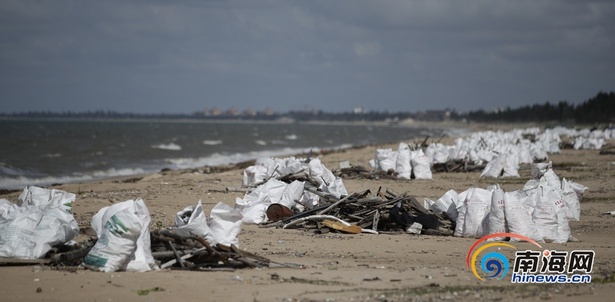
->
[209,202,242,247]
[411,149,432,179]
[486,186,506,239]
[375,148,398,172]
[454,188,491,238]
[504,190,543,242]
[84,198,156,272]
[533,186,570,243]
[429,189,459,221]
[480,154,505,178]
[395,143,412,179]
[561,178,581,221]
[174,200,215,244]
[0,186,78,259]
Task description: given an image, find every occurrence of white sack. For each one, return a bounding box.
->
[309,158,347,198]
[411,149,432,179]
[84,199,151,272]
[208,202,242,247]
[480,154,505,178]
[454,188,491,238]
[18,186,75,213]
[561,179,581,221]
[375,148,398,172]
[502,149,520,177]
[430,189,459,221]
[533,186,570,243]
[0,202,42,258]
[531,145,548,161]
[279,180,305,209]
[567,179,588,202]
[123,199,156,272]
[395,143,412,179]
[243,165,268,186]
[423,198,435,210]
[236,179,287,224]
[174,200,215,244]
[487,186,507,239]
[504,191,543,242]
[531,161,561,187]
[0,186,78,259]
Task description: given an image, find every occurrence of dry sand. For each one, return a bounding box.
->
[1,125,614,301]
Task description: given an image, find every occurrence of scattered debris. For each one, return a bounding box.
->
[261,186,455,236]
[149,229,302,270]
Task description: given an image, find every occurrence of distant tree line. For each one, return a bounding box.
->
[2,91,612,124]
[459,92,615,124]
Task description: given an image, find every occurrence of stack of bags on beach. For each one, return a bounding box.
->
[237,156,348,224]
[550,126,613,150]
[371,126,610,180]
[425,161,587,243]
[369,142,433,179]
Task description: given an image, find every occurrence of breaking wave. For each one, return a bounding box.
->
[202,140,223,146]
[165,144,354,170]
[151,143,182,150]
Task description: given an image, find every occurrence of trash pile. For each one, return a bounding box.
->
[238,154,588,243]
[0,187,282,272]
[262,187,454,236]
[238,157,347,224]
[429,161,587,243]
[369,143,433,179]
[548,126,613,150]
[368,126,612,179]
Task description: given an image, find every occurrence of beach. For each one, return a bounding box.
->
[1,123,614,301]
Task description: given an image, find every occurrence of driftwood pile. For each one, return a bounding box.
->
[332,160,486,180]
[149,230,301,271]
[334,165,400,180]
[261,182,455,237]
[431,160,486,173]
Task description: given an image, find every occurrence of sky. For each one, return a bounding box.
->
[1,0,614,114]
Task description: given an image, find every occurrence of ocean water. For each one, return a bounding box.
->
[0,118,457,190]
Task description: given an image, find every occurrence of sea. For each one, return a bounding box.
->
[0,118,465,190]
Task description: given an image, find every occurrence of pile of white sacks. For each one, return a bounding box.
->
[0,186,243,273]
[371,126,613,179]
[238,157,347,224]
[425,161,587,243]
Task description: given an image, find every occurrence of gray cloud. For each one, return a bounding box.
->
[1,0,613,114]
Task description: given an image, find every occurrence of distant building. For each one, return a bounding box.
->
[353,107,365,114]
[205,107,222,116]
[417,109,451,121]
[243,107,257,117]
[226,107,239,116]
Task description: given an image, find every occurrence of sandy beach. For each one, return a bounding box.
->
[1,123,614,302]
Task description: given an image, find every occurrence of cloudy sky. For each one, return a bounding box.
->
[1,0,614,114]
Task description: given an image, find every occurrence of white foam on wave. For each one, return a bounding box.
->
[151,143,182,151]
[0,144,357,190]
[42,153,62,158]
[254,140,267,145]
[165,144,354,170]
[202,140,223,146]
[285,134,298,140]
[0,167,148,190]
